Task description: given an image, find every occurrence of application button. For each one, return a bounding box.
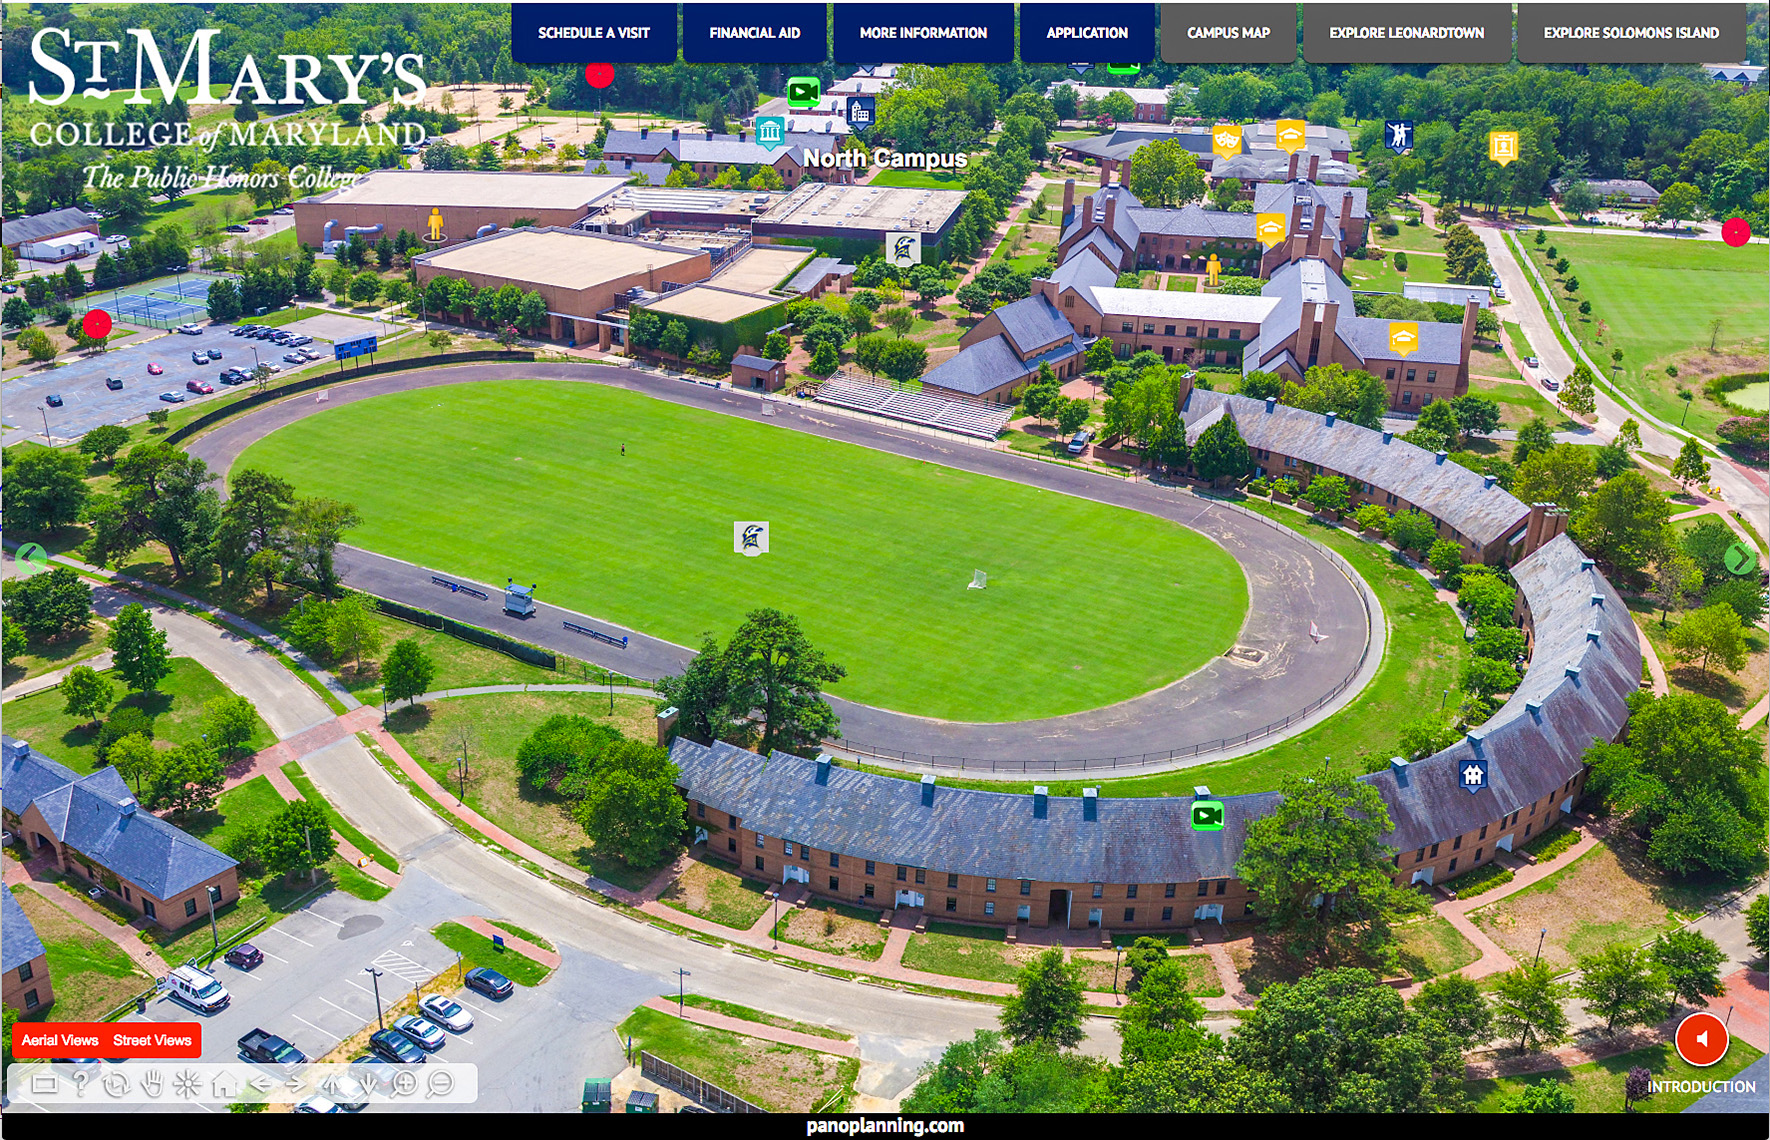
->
[1019,4,1154,65]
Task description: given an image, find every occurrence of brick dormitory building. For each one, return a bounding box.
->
[673,529,1632,934]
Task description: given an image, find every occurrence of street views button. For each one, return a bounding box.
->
[11,1023,203,1059]
[510,3,678,65]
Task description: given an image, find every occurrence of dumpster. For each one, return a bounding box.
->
[625,1090,659,1114]
[581,1078,611,1113]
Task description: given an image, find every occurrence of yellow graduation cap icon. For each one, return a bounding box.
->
[1488,131,1520,167]
[1389,322,1419,356]
[1256,212,1287,248]
[1275,119,1306,155]
[1212,124,1242,161]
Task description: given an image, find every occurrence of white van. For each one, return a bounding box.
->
[168,965,231,1013]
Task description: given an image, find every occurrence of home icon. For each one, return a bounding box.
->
[211,1072,240,1099]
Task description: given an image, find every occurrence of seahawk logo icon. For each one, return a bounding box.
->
[892,235,914,261]
[742,525,764,551]
[735,521,769,556]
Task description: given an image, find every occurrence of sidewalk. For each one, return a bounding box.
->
[640,995,858,1057]
[4,855,165,978]
[455,914,562,969]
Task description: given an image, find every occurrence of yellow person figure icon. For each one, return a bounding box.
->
[1206,252,1221,288]
[427,208,445,243]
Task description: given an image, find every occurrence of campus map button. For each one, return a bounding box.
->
[510,3,677,65]
[683,4,829,63]
[1018,4,1155,64]
[1518,4,1747,63]
[833,4,1016,64]
[1303,3,1514,63]
[1675,1011,1730,1067]
[1160,4,1298,63]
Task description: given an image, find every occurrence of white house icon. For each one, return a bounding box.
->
[1462,765,1484,787]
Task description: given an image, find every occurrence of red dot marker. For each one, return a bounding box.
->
[82,308,113,339]
[1722,217,1750,247]
[1674,1010,1729,1068]
[584,63,614,90]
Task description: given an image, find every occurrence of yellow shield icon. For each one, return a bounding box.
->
[1275,118,1307,155]
[1212,124,1242,161]
[1255,212,1287,249]
[1389,322,1419,357]
[1488,131,1520,167]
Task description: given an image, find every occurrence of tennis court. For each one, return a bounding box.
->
[81,274,237,326]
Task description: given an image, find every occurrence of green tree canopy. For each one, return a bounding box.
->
[381,639,437,708]
[1000,948,1086,1049]
[572,739,683,866]
[108,602,171,692]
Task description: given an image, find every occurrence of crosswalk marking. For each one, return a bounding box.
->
[370,950,435,986]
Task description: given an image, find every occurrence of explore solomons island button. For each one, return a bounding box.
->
[1674,1010,1729,1067]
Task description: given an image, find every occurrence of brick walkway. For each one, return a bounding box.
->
[455,914,562,969]
[641,995,858,1057]
[1715,968,1769,1053]
[5,855,166,978]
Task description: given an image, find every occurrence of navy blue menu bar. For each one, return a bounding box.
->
[511,3,678,64]
[1019,5,1155,64]
[684,4,828,63]
[833,4,1016,64]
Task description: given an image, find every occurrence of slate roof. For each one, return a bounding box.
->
[602,129,838,167]
[1213,151,1356,185]
[1056,126,1219,164]
[1242,121,1350,152]
[1182,387,1530,547]
[1125,204,1255,241]
[1045,248,1119,295]
[1059,187,1142,255]
[1248,258,1463,371]
[1253,180,1369,223]
[1,887,45,974]
[732,354,782,371]
[921,331,1082,397]
[1,737,237,900]
[1067,228,1129,269]
[1553,178,1660,202]
[595,159,675,186]
[671,536,1633,886]
[991,294,1075,355]
[2,207,97,248]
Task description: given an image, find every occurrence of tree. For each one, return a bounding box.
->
[1084,336,1116,375]
[1054,398,1090,437]
[104,442,221,580]
[954,281,991,317]
[1708,578,1768,627]
[1669,437,1711,489]
[1388,511,1439,556]
[5,566,92,640]
[1127,140,1206,208]
[1235,772,1420,964]
[108,602,171,692]
[1457,573,1517,627]
[260,799,337,880]
[1500,1082,1576,1113]
[1352,503,1390,534]
[1473,625,1527,663]
[1668,603,1748,678]
[1415,396,1461,444]
[1229,967,1464,1113]
[514,714,619,792]
[1493,961,1570,1052]
[3,445,89,531]
[146,742,224,821]
[1301,474,1350,515]
[1121,936,1170,994]
[1117,957,1209,1066]
[1616,418,1642,452]
[347,272,382,305]
[1190,415,1252,484]
[206,278,242,322]
[1427,539,1466,587]
[3,295,37,330]
[808,340,839,375]
[657,634,746,745]
[572,740,683,866]
[79,424,131,464]
[381,639,437,708]
[1650,549,1702,625]
[1411,974,1492,1048]
[203,694,259,759]
[1649,928,1726,1009]
[1576,944,1670,1035]
[220,469,295,603]
[1449,394,1502,443]
[326,592,383,673]
[724,609,846,755]
[1511,417,1558,467]
[1209,177,1243,212]
[1572,470,1670,576]
[1282,364,1387,429]
[1,616,24,670]
[59,665,114,726]
[1513,445,1596,511]
[1746,895,1768,961]
[1000,948,1085,1049]
[287,497,361,596]
[1655,181,1703,229]
[107,731,160,795]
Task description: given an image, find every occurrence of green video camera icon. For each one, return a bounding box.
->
[787,76,822,108]
[1191,799,1225,831]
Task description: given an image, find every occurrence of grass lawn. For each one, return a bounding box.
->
[867,170,967,190]
[1393,915,1480,979]
[1072,950,1223,996]
[616,1006,858,1113]
[881,501,1469,798]
[1631,605,1768,713]
[0,619,111,687]
[659,856,771,930]
[185,775,287,857]
[253,305,335,328]
[1468,376,1577,432]
[769,898,887,961]
[1374,221,1447,254]
[1001,427,1075,460]
[1167,276,1197,291]
[281,762,400,874]
[12,887,150,1021]
[239,380,1248,721]
[151,870,325,967]
[900,922,1020,983]
[678,994,852,1041]
[386,691,668,891]
[431,921,553,986]
[1469,839,1730,970]
[3,656,276,775]
[276,605,566,701]
[1469,339,1521,382]
[1467,1041,1764,1113]
[1344,252,1452,293]
[487,919,554,952]
[1524,232,1768,442]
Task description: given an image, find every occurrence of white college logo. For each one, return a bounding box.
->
[884,232,921,269]
[734,522,769,557]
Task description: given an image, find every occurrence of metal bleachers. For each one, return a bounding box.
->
[814,375,1012,440]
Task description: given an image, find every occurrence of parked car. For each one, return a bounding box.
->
[250,217,269,225]
[274,206,294,215]
[105,234,128,244]
[261,362,283,374]
[219,369,248,385]
[283,352,306,363]
[1541,376,1561,391]
[224,224,249,233]
[147,362,164,375]
[464,967,513,999]
[45,394,63,407]
[1066,429,1094,455]
[0,283,16,293]
[207,348,222,360]
[288,335,313,346]
[186,379,214,394]
[158,390,185,403]
[293,1095,340,1114]
[419,994,474,1033]
[368,1028,426,1065]
[223,943,263,970]
[393,1014,447,1052]
[238,1028,307,1066]
[232,325,257,336]
[167,965,230,1013]
[175,323,202,335]
[299,348,322,361]
[105,377,123,390]
[191,351,209,364]
[1523,356,1539,369]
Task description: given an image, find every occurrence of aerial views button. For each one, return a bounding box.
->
[1674,1011,1730,1068]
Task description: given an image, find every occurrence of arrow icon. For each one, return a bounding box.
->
[249,1076,277,1093]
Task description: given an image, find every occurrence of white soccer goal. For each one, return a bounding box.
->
[968,570,988,590]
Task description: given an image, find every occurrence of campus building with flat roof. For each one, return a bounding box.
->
[294,170,625,251]
[754,182,969,261]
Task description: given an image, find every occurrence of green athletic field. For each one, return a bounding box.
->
[237,381,1248,722]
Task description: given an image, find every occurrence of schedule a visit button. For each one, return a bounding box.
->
[510,3,678,64]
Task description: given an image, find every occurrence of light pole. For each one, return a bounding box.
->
[40,407,50,444]
[365,966,386,1029]
[456,755,466,803]
[772,894,780,948]
[676,967,691,1016]
[1533,927,1547,965]
[303,825,316,884]
[1112,945,1123,1002]
[206,884,222,957]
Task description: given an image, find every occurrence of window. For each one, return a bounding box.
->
[1083,324,1092,336]
[897,866,908,881]
[1197,881,1210,896]
[756,834,765,848]
[985,901,995,916]
[1121,321,1133,333]
[696,803,705,818]
[1244,902,1256,916]
[1215,880,1226,896]
[1142,323,1154,335]
[1126,884,1138,899]
[185,898,198,918]
[1229,329,1241,340]
[915,868,926,885]
[1091,883,1103,899]
[1019,880,1032,896]
[1385,367,1395,380]
[1415,848,1425,864]
[24,990,38,1010]
[1385,492,1398,505]
[830,852,840,868]
[1162,907,1173,921]
[829,876,839,891]
[865,883,875,898]
[121,886,129,901]
[986,878,997,893]
[1016,904,1032,921]
[1064,294,1074,308]
[1164,324,1175,336]
[1391,854,1400,868]
[948,873,959,889]
[17,961,32,982]
[784,838,793,854]
[1426,370,1437,383]
[1429,842,1440,858]
[727,837,737,852]
[1204,350,1216,364]
[1208,327,1219,338]
[1474,848,1483,863]
[1116,342,1130,359]
[865,860,876,876]
[1453,835,1462,850]
[946,897,958,912]
[756,856,765,871]
[1123,907,1135,922]
[728,814,738,828]
[1164,883,1176,898]
[1448,858,1458,873]
[144,899,156,919]
[1402,391,1412,406]
[1186,326,1198,337]
[1406,368,1416,382]
[1525,823,1533,836]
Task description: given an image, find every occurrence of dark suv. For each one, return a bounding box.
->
[369,1028,426,1065]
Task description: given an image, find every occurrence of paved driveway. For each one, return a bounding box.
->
[3,324,248,441]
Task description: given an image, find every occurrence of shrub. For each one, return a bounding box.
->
[95,706,154,761]
[1246,476,1271,496]
[1271,476,1299,497]
[1450,863,1515,898]
[1393,251,1409,272]
[1520,824,1580,862]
